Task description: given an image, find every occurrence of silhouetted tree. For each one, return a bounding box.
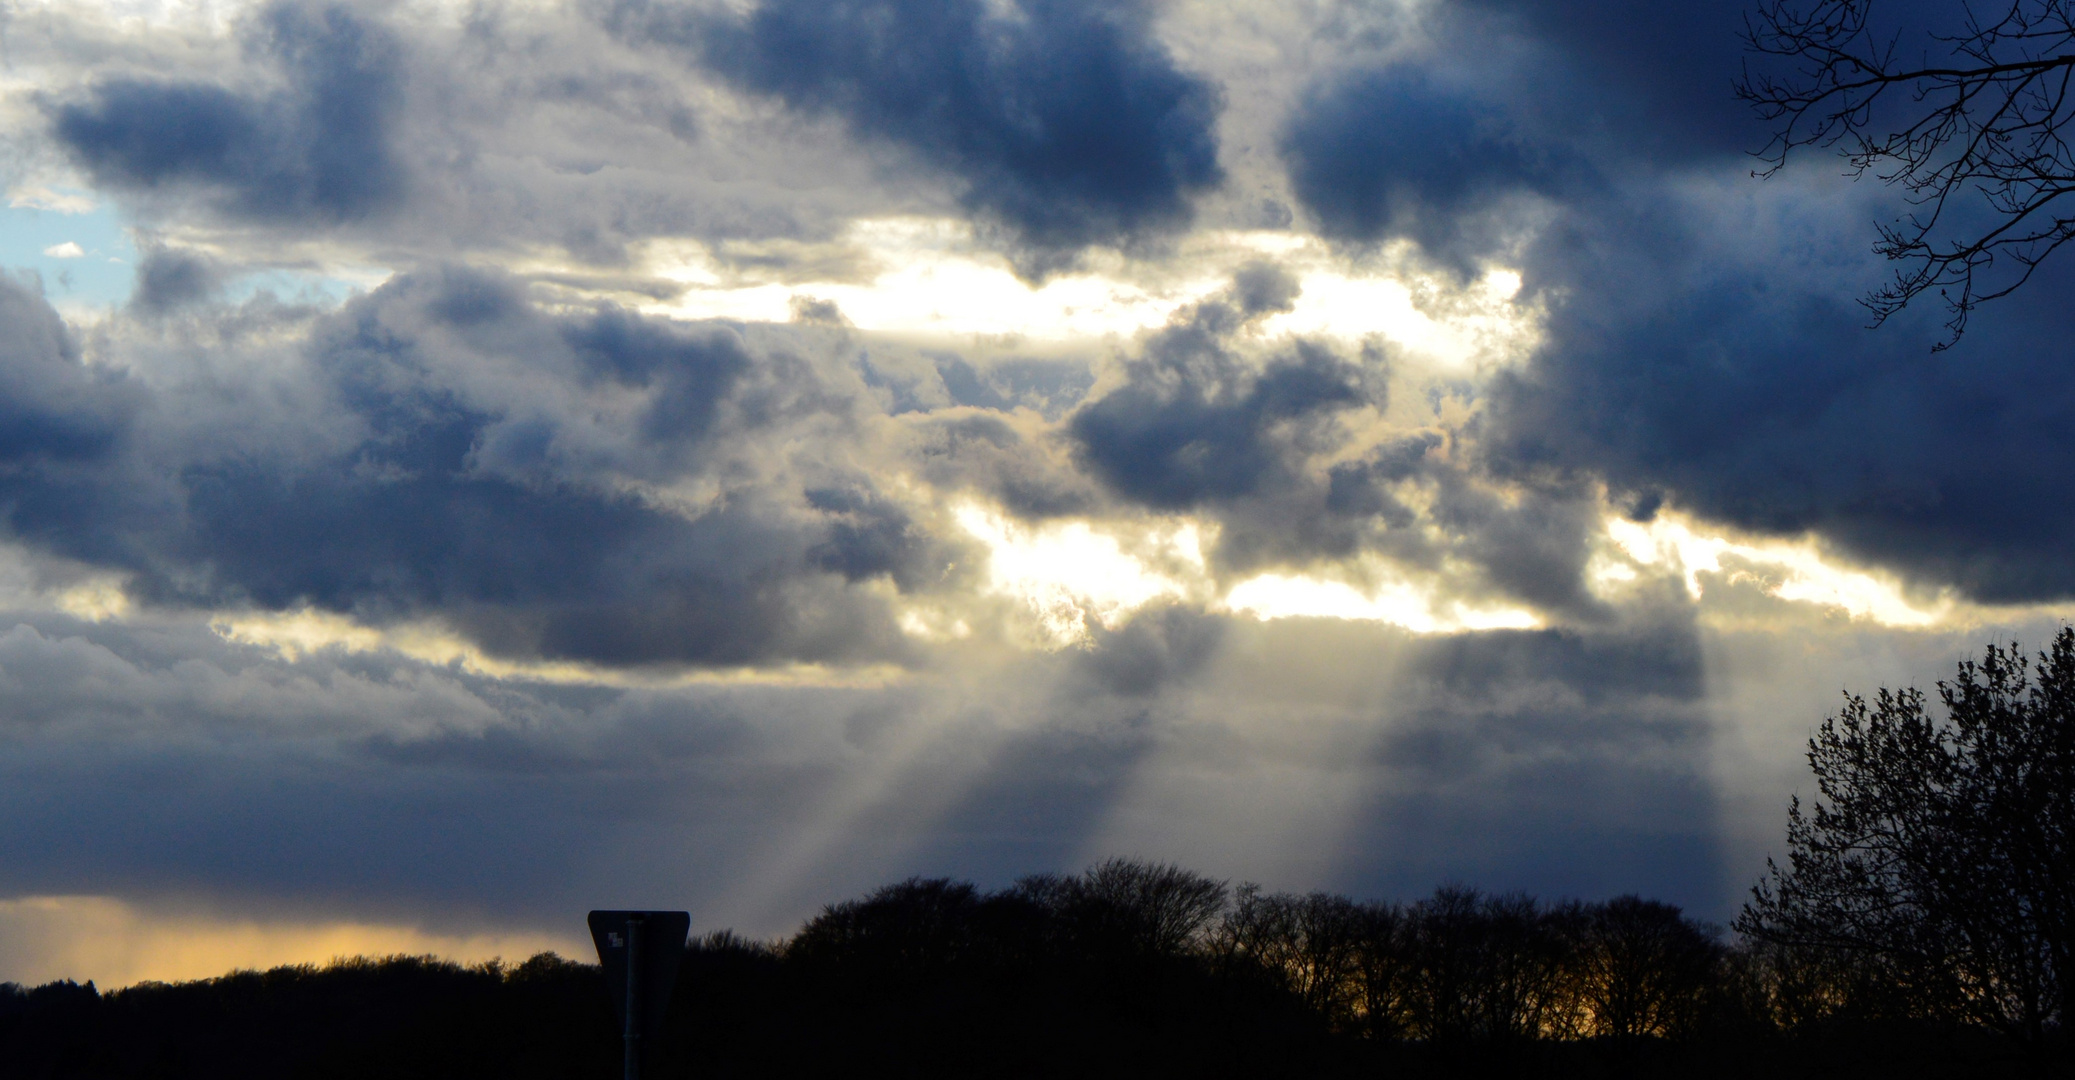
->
[1723,933,1919,1034]
[1473,892,1582,1042]
[1395,886,1583,1042]
[1016,857,1227,959]
[1216,886,1368,1027]
[1740,0,2075,344]
[1738,629,2075,1044]
[3,866,2042,1078]
[0,954,617,1080]
[1345,900,1412,1042]
[788,877,994,988]
[1577,896,1720,1041]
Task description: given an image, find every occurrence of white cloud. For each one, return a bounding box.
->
[641,219,1540,361]
[8,186,96,214]
[954,502,1205,646]
[42,242,86,258]
[1602,513,1950,626]
[950,501,1545,640]
[1222,562,1542,632]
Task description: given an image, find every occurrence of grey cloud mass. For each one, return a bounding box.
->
[50,2,408,225]
[1282,67,1576,260]
[1452,0,1753,160]
[0,268,943,667]
[1058,262,1612,616]
[26,0,868,274]
[0,275,134,465]
[128,246,225,314]
[652,0,1224,269]
[1069,263,1364,511]
[1278,0,2075,604]
[0,600,1724,929]
[1489,199,2075,602]
[36,0,1228,276]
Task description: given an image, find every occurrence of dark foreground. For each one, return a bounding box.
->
[0,868,2052,1079]
[0,949,2034,1080]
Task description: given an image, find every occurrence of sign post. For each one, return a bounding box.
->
[588,910,690,1080]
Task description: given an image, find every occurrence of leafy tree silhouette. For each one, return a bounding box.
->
[1739,628,2075,1048]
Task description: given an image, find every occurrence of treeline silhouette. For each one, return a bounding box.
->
[0,860,2035,1079]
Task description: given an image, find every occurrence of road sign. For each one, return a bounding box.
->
[589,910,690,1080]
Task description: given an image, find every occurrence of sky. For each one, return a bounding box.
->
[1,0,2071,988]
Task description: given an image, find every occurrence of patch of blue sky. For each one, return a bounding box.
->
[2,190,368,316]
[223,267,364,308]
[0,197,137,309]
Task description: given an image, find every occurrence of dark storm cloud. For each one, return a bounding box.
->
[128,248,224,314]
[1071,339,1363,508]
[1281,67,1575,258]
[5,0,2030,950]
[1271,0,2075,604]
[680,0,1223,266]
[1277,0,1759,255]
[804,483,931,591]
[931,356,1014,412]
[555,304,751,445]
[1323,434,1437,528]
[48,1,407,225]
[0,267,943,668]
[1451,0,1754,160]
[1075,602,1225,698]
[1281,430,1613,622]
[1070,263,1363,510]
[0,275,134,465]
[1429,470,1609,620]
[1488,192,2075,604]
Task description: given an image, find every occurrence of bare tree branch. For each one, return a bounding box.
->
[1738,0,2075,348]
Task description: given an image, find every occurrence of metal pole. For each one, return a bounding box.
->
[624,914,644,1080]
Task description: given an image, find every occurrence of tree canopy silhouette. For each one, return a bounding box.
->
[1,860,2042,1078]
[1739,0,2075,346]
[1738,627,2075,1044]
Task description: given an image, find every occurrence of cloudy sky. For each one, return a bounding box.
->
[1,0,2070,986]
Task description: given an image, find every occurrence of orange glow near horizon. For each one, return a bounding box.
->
[0,896,585,989]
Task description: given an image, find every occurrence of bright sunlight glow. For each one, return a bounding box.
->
[953,502,1545,642]
[1602,513,1949,627]
[953,503,1204,646]
[643,219,1538,364]
[1221,564,1542,632]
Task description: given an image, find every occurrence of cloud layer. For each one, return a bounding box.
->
[689,0,1223,267]
[51,3,408,225]
[1,0,2071,974]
